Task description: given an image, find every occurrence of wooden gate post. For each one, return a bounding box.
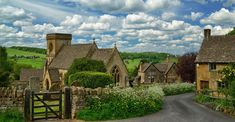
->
[64,87,72,119]
[24,89,31,121]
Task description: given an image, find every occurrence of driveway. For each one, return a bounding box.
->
[112,93,235,122]
[37,93,235,122]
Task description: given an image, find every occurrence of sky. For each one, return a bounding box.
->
[1,0,235,55]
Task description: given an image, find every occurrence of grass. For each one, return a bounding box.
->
[125,59,141,73]
[0,108,24,122]
[7,48,45,69]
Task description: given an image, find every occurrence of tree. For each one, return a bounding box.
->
[227,27,235,35]
[177,52,197,83]
[64,58,107,85]
[0,46,13,86]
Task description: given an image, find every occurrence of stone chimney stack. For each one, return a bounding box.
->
[204,29,211,39]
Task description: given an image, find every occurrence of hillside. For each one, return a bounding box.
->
[7,48,45,69]
[6,46,178,72]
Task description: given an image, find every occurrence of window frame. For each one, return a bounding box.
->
[209,63,216,71]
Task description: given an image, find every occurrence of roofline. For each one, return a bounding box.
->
[143,63,161,73]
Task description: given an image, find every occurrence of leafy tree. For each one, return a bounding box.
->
[219,64,235,100]
[227,27,235,35]
[0,46,13,86]
[177,52,197,83]
[65,58,106,85]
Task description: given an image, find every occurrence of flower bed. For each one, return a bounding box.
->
[161,83,195,96]
[77,85,164,121]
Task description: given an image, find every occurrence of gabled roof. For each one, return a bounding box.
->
[48,69,60,82]
[49,43,94,69]
[155,63,175,74]
[20,69,43,81]
[140,62,175,74]
[195,36,235,63]
[90,48,114,65]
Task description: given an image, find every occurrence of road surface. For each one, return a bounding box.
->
[37,93,235,122]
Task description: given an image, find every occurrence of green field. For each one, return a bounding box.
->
[7,48,45,69]
[6,47,178,72]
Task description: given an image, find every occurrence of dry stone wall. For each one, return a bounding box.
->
[0,87,25,109]
[71,86,111,119]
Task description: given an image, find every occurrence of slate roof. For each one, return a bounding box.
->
[140,62,175,74]
[48,69,60,82]
[90,48,114,65]
[195,36,235,63]
[49,43,94,69]
[20,69,43,81]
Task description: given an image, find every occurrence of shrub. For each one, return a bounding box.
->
[0,108,24,122]
[161,83,195,96]
[77,86,164,121]
[68,71,114,88]
[65,58,106,85]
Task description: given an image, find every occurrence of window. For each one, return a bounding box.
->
[218,82,228,89]
[209,63,216,71]
[200,80,209,89]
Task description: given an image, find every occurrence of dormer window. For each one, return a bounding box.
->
[209,63,216,71]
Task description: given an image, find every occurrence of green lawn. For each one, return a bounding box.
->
[125,59,141,73]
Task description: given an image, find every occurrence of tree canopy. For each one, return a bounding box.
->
[177,52,197,83]
[64,58,107,85]
[227,27,235,35]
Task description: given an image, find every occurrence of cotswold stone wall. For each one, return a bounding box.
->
[0,87,25,108]
[71,86,110,118]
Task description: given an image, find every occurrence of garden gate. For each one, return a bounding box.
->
[24,87,72,121]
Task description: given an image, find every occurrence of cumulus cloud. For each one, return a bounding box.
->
[68,0,181,13]
[161,12,176,20]
[184,12,204,21]
[200,8,235,26]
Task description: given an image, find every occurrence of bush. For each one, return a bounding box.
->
[77,86,164,121]
[0,108,24,122]
[65,58,106,85]
[161,83,195,96]
[68,71,114,88]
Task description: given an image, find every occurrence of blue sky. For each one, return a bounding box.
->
[1,0,235,54]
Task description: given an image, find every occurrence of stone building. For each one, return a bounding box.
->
[17,69,43,89]
[137,62,179,84]
[43,33,128,90]
[195,29,235,91]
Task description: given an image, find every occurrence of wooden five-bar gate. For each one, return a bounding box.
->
[24,87,72,121]
[31,91,62,120]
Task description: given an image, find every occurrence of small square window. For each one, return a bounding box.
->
[209,63,216,71]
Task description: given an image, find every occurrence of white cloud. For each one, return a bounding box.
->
[161,12,176,20]
[184,12,204,21]
[68,0,181,13]
[200,8,235,25]
[204,25,233,35]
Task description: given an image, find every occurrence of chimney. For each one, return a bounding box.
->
[204,29,211,39]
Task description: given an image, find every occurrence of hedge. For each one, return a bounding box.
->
[65,58,106,85]
[68,71,114,88]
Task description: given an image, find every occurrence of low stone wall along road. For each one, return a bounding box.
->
[37,93,235,122]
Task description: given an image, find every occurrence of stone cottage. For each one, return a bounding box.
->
[137,62,179,84]
[195,29,235,91]
[43,33,128,90]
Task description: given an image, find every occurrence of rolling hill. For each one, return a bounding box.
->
[6,46,178,72]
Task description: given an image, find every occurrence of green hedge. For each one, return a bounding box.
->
[0,109,24,122]
[68,71,114,88]
[162,83,195,96]
[77,86,164,121]
[65,58,106,85]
